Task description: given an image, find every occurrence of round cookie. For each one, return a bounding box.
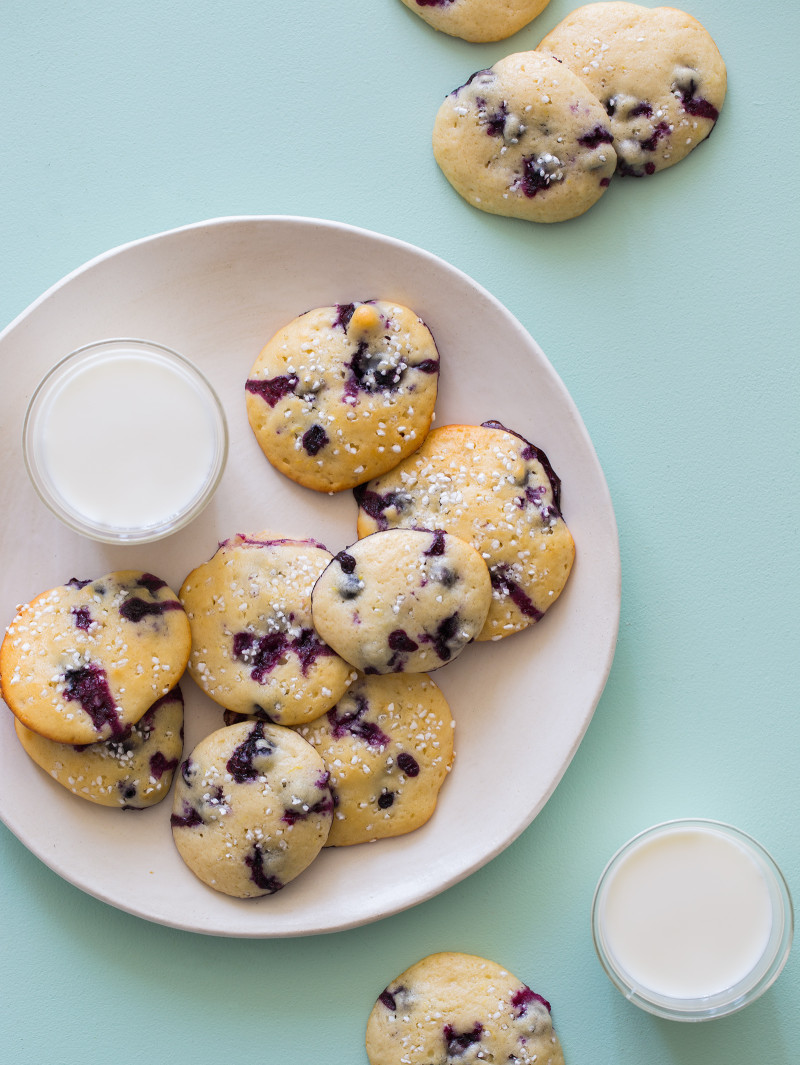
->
[294,672,454,846]
[245,301,439,493]
[433,51,617,223]
[0,571,191,745]
[170,720,333,898]
[399,0,552,43]
[311,529,491,674]
[536,3,727,176]
[179,534,355,725]
[366,952,565,1065]
[14,687,184,809]
[355,422,575,641]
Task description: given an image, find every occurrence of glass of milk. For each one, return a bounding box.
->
[592,819,793,1020]
[23,339,228,544]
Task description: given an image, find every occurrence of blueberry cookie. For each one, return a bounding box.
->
[14,687,184,808]
[537,3,726,176]
[179,534,355,725]
[399,0,552,43]
[0,572,191,745]
[245,301,439,493]
[366,952,565,1065]
[433,51,616,223]
[170,720,333,898]
[294,672,454,846]
[355,423,574,641]
[311,529,491,674]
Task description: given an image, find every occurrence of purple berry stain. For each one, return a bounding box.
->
[233,628,333,682]
[245,843,284,893]
[334,303,356,330]
[63,664,124,736]
[246,374,299,408]
[149,751,179,780]
[328,694,390,747]
[72,606,93,631]
[511,986,551,1017]
[170,801,204,828]
[490,565,543,622]
[577,125,613,149]
[226,721,274,783]
[138,573,168,593]
[424,529,446,556]
[352,486,408,530]
[396,752,420,777]
[443,1023,483,1055]
[481,421,563,512]
[120,597,183,622]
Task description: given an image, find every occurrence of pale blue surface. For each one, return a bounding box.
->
[1,1,798,1062]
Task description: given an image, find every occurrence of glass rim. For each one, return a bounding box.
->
[591,818,794,1021]
[22,337,229,544]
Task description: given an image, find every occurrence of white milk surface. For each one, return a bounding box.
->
[39,351,219,529]
[599,826,773,999]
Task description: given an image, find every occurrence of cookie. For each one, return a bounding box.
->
[245,301,439,493]
[311,529,492,674]
[433,51,617,223]
[366,952,565,1065]
[179,534,355,725]
[399,0,551,43]
[170,720,333,898]
[0,571,191,745]
[355,422,574,641]
[536,3,726,176]
[294,672,454,846]
[14,687,184,808]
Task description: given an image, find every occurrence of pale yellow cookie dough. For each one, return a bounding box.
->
[355,423,575,640]
[366,952,565,1065]
[399,0,551,43]
[294,672,454,846]
[537,3,727,176]
[245,301,439,493]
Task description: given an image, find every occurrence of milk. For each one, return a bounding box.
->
[29,342,225,536]
[597,824,773,1000]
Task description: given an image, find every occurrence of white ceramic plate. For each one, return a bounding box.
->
[0,217,619,937]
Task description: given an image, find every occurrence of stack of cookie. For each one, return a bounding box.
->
[431,2,727,221]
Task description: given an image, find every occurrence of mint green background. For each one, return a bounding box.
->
[1,1,798,1062]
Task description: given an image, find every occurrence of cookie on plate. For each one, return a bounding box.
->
[245,301,439,493]
[536,3,726,176]
[294,672,454,846]
[399,0,552,43]
[179,534,355,725]
[355,422,574,641]
[0,571,190,745]
[14,687,184,808]
[170,720,333,898]
[311,528,491,674]
[433,51,616,223]
[366,952,565,1065]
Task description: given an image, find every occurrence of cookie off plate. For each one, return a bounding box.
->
[0,216,619,937]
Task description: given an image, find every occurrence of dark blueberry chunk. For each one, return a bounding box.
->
[352,486,409,531]
[119,596,183,622]
[428,613,460,662]
[628,102,653,118]
[577,124,614,148]
[334,303,356,330]
[396,752,420,777]
[63,664,124,736]
[290,627,334,676]
[388,629,418,653]
[424,529,446,557]
[137,573,168,593]
[377,789,395,809]
[245,374,299,408]
[640,121,671,152]
[328,695,390,747]
[302,424,329,456]
[226,721,274,782]
[282,793,334,825]
[490,566,542,621]
[233,630,289,682]
[171,801,204,828]
[71,606,92,631]
[379,988,398,1011]
[66,577,92,589]
[149,751,179,780]
[434,566,457,589]
[673,70,719,122]
[335,551,357,574]
[415,358,439,374]
[511,986,551,1017]
[452,68,492,96]
[479,98,509,137]
[443,1023,483,1056]
[245,843,284,893]
[523,484,557,523]
[516,153,563,198]
[119,782,138,802]
[346,342,406,396]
